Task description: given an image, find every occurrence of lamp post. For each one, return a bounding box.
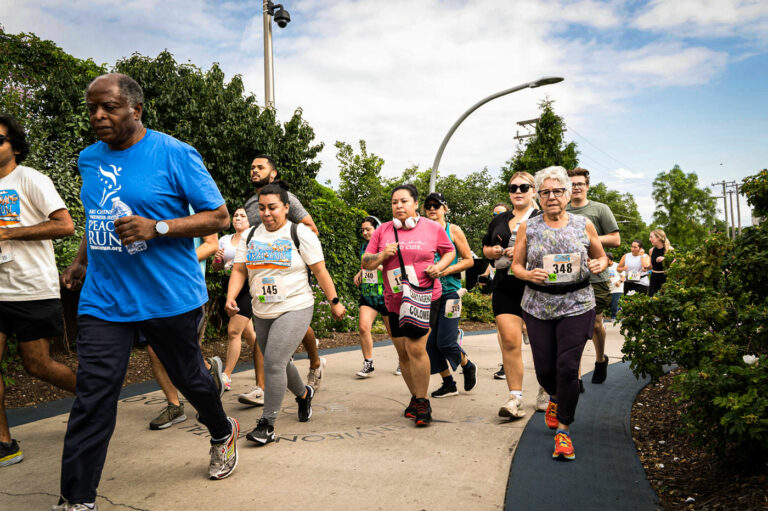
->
[428,77,564,193]
[263,1,291,109]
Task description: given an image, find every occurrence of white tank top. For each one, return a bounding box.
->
[624,253,649,285]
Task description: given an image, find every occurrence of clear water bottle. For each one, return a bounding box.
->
[110,197,147,255]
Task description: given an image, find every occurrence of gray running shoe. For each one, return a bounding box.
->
[306,357,326,389]
[207,356,225,397]
[209,417,239,480]
[149,403,187,430]
[536,386,549,412]
[522,331,530,345]
[238,386,265,406]
[52,503,98,510]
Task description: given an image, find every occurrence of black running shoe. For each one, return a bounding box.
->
[579,379,585,394]
[414,398,432,427]
[404,395,417,419]
[0,439,23,467]
[296,385,314,422]
[463,360,477,392]
[246,418,275,445]
[493,364,505,380]
[431,381,459,398]
[591,356,609,384]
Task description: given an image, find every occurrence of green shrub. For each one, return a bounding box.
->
[620,169,768,462]
[461,288,495,323]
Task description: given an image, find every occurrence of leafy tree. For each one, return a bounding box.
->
[335,140,388,220]
[504,97,579,181]
[652,165,718,249]
[588,182,648,256]
[741,168,768,219]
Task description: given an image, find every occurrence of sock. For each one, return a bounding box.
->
[510,390,523,399]
[365,358,372,362]
[461,359,473,369]
[442,375,455,385]
[556,429,570,436]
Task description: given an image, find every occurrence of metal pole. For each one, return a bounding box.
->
[721,182,729,239]
[729,190,736,239]
[263,0,275,109]
[428,77,564,193]
[735,184,742,236]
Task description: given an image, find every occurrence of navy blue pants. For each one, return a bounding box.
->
[610,292,621,319]
[426,291,465,374]
[522,308,595,426]
[60,308,230,503]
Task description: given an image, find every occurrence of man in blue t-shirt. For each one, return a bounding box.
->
[56,73,238,510]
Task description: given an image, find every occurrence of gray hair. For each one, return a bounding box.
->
[85,73,144,110]
[534,166,571,194]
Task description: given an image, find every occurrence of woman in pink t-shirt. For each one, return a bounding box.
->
[363,184,455,426]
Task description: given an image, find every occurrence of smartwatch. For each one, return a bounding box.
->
[330,297,340,305]
[155,221,170,237]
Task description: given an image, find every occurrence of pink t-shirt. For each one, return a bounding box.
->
[365,218,455,312]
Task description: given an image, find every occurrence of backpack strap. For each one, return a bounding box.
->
[245,226,257,246]
[290,222,312,285]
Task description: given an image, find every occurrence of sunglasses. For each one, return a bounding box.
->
[508,183,532,193]
[424,203,442,210]
[0,134,7,145]
[538,188,567,198]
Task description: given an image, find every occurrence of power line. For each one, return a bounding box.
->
[568,125,642,175]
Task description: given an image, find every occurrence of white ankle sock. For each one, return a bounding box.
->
[510,390,523,399]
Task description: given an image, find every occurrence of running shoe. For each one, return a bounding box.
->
[579,379,585,394]
[522,331,530,345]
[414,398,432,427]
[498,396,526,419]
[394,364,402,376]
[404,395,417,418]
[591,355,609,384]
[238,386,265,406]
[149,403,187,430]
[545,399,559,429]
[536,387,549,412]
[246,418,275,445]
[493,364,505,380]
[457,328,464,346]
[296,385,314,422]
[208,417,239,480]
[206,356,225,397]
[0,439,23,467]
[307,357,327,390]
[222,373,231,391]
[431,380,459,398]
[52,503,97,510]
[462,360,477,392]
[356,359,375,378]
[552,431,575,460]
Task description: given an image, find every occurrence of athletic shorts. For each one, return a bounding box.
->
[359,296,388,316]
[387,300,440,339]
[591,280,611,312]
[492,276,526,317]
[234,282,253,319]
[0,299,64,342]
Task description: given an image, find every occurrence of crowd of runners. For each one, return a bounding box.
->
[0,72,672,510]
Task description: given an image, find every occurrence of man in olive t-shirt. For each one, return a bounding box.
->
[566,168,620,384]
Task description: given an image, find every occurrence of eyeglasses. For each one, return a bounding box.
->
[538,188,567,198]
[424,203,442,210]
[0,135,7,145]
[508,183,532,193]
[571,182,587,189]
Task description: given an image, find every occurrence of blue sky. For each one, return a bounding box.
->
[3,0,767,226]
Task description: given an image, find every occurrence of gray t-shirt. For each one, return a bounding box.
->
[566,200,619,283]
[244,190,309,227]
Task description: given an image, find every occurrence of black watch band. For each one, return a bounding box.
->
[330,297,340,305]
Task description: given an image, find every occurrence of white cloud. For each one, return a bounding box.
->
[612,167,644,180]
[634,0,768,40]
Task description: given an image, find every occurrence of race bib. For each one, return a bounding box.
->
[543,253,581,283]
[387,265,418,293]
[627,271,641,281]
[0,241,13,264]
[362,269,378,284]
[255,275,286,303]
[445,299,462,318]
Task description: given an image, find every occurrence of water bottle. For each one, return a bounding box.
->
[111,197,147,255]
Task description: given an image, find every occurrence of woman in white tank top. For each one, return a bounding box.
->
[618,240,650,295]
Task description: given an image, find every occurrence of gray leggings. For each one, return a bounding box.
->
[252,306,314,425]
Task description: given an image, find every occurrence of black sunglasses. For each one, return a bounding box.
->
[508,183,532,193]
[0,134,7,145]
[424,202,442,210]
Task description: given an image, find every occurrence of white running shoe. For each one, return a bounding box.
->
[222,373,231,391]
[498,395,526,419]
[394,364,402,376]
[238,386,265,406]
[307,357,327,389]
[536,386,549,412]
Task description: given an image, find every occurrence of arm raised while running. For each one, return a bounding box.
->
[361,242,398,270]
[310,260,346,320]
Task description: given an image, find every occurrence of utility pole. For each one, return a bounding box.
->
[514,117,566,141]
[734,182,742,236]
[713,180,730,238]
[729,189,736,239]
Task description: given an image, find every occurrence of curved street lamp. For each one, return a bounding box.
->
[428,77,564,192]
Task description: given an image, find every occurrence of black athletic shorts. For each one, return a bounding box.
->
[234,281,253,319]
[359,296,388,316]
[0,298,64,342]
[492,275,526,317]
[387,300,440,339]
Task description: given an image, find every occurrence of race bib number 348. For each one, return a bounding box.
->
[543,253,581,283]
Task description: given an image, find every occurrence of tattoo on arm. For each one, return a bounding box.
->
[362,253,378,264]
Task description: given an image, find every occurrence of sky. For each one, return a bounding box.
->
[3,0,767,226]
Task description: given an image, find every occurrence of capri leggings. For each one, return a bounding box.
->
[252,306,314,425]
[522,308,596,426]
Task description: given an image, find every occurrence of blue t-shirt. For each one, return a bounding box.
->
[77,129,225,321]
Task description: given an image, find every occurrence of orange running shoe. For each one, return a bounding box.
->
[552,431,575,460]
[545,399,559,429]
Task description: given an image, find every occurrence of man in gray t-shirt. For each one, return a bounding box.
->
[240,156,326,395]
[566,168,620,385]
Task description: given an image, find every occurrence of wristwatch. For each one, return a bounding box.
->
[155,221,170,237]
[330,297,340,305]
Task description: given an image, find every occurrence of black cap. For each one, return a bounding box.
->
[425,192,447,206]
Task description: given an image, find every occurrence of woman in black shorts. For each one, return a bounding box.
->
[648,229,672,297]
[353,216,393,378]
[483,171,541,419]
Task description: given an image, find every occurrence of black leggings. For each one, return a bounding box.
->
[522,308,596,426]
[649,272,666,297]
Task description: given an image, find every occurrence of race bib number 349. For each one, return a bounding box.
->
[543,253,581,283]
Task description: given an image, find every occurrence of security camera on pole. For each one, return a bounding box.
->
[263,1,291,109]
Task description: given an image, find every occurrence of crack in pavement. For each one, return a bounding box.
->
[0,490,150,511]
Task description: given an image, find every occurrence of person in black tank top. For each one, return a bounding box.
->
[649,229,671,296]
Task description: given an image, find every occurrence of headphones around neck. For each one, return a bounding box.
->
[392,215,420,230]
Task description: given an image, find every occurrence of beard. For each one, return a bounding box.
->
[252,175,271,188]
